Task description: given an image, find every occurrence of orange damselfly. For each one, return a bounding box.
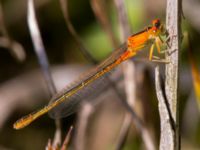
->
[13,19,166,129]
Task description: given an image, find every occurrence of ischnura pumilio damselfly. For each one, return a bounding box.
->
[13,19,166,129]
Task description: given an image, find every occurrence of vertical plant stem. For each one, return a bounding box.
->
[59,0,98,64]
[60,126,73,150]
[113,1,134,149]
[166,0,181,123]
[90,0,118,47]
[155,66,174,150]
[114,0,155,150]
[74,102,93,150]
[157,0,182,149]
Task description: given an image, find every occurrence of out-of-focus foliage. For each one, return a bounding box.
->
[190,55,200,109]
[185,32,200,110]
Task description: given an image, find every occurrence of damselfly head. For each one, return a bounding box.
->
[152,19,166,35]
[152,19,161,29]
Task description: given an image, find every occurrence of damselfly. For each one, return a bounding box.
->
[14,19,167,129]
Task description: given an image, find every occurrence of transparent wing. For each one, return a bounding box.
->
[48,43,127,118]
[48,71,117,118]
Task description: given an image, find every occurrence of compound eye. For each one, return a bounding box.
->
[155,21,160,28]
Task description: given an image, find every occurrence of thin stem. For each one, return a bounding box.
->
[59,0,97,64]
[74,102,94,150]
[114,0,155,149]
[90,0,118,47]
[27,0,61,145]
[155,0,182,149]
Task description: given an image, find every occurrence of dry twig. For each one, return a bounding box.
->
[155,0,181,149]
[61,126,74,150]
[59,0,97,64]
[0,1,25,62]
[114,0,155,150]
[27,0,61,146]
[113,0,134,149]
[74,103,94,150]
[90,0,118,47]
[155,66,174,150]
[165,0,181,149]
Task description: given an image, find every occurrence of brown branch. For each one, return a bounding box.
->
[74,102,94,150]
[115,62,135,150]
[27,0,61,146]
[90,0,118,47]
[155,0,182,149]
[113,0,131,39]
[61,126,73,150]
[114,0,155,149]
[59,0,97,64]
[0,2,26,62]
[113,1,135,149]
[155,66,175,150]
[165,0,181,149]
